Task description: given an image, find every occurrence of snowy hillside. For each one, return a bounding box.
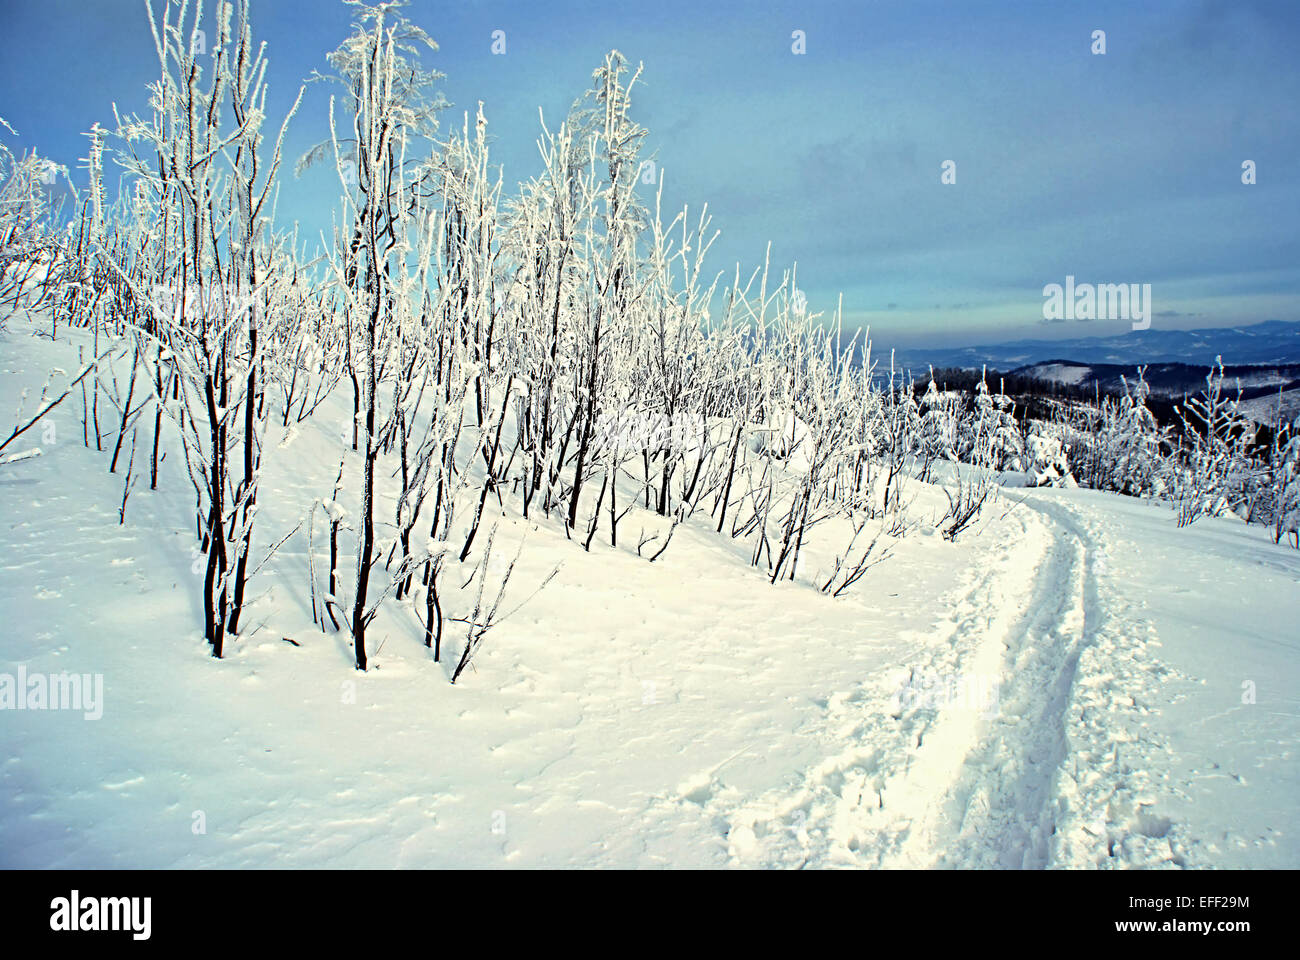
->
[1012,359,1300,406]
[1240,387,1300,427]
[1,0,1298,877]
[2,309,1296,869]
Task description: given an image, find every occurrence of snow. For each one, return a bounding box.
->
[1,311,1297,869]
[1040,490,1300,868]
[1239,386,1300,426]
[1024,362,1093,386]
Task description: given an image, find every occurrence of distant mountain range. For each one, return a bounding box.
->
[892,319,1300,375]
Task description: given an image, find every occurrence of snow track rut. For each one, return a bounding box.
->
[679,493,1194,869]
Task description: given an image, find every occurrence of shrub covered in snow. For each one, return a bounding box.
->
[1025,428,1076,488]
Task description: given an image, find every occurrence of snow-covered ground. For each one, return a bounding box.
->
[1020,362,1094,387]
[2,312,1296,869]
[1240,386,1300,426]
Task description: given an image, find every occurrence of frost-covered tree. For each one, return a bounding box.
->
[964,371,1023,472]
[1174,358,1253,527]
[916,375,959,481]
[1105,369,1168,497]
[1268,414,1300,547]
[315,0,447,669]
[101,0,303,655]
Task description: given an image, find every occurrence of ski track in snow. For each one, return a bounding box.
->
[673,494,1198,870]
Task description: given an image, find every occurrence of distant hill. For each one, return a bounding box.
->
[1006,359,1300,426]
[1010,359,1300,401]
[1239,388,1300,426]
[893,319,1300,377]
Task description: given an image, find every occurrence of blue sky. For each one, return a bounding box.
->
[2,0,1297,348]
